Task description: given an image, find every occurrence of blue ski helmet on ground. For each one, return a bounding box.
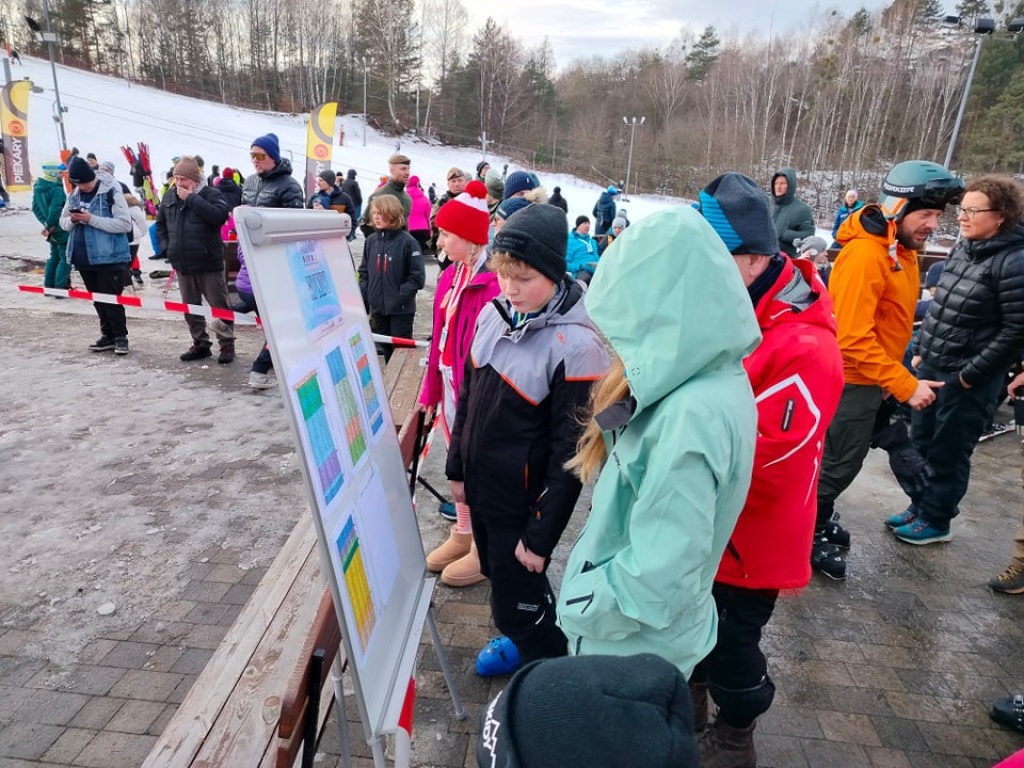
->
[877,160,963,221]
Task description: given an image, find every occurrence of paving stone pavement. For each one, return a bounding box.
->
[312,406,1024,768]
[2,232,1024,766]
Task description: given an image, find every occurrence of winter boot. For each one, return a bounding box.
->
[180,345,212,362]
[819,514,850,548]
[441,541,486,587]
[689,680,710,734]
[700,718,757,768]
[810,534,847,580]
[217,342,235,365]
[425,527,472,573]
[990,693,1024,733]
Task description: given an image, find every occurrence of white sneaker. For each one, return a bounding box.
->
[248,371,277,389]
[209,318,234,337]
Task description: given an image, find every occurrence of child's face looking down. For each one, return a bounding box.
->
[497,263,557,314]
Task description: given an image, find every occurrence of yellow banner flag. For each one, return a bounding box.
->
[1,80,32,191]
[304,101,338,197]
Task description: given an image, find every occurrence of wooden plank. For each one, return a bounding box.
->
[259,673,336,768]
[278,588,341,738]
[380,347,406,399]
[190,546,326,767]
[142,515,319,768]
[387,349,425,426]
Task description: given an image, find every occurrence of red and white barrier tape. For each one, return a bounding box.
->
[16,285,427,348]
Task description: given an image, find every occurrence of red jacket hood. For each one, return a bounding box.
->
[753,256,837,337]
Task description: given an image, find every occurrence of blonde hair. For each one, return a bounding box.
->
[124,193,142,208]
[525,186,548,204]
[371,194,405,230]
[565,356,630,484]
[487,250,532,277]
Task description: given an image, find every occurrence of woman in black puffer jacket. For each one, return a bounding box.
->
[899,175,1024,546]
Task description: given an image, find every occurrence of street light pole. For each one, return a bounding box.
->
[622,115,645,199]
[942,16,1024,168]
[944,33,984,169]
[41,0,67,151]
[361,56,373,147]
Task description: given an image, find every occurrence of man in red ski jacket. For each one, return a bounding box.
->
[693,173,844,768]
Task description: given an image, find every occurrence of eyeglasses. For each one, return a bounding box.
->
[954,205,996,218]
[250,152,267,161]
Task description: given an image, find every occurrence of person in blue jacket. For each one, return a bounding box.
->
[61,156,134,353]
[830,189,863,244]
[566,215,600,281]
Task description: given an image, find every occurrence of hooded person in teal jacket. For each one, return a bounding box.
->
[33,160,71,289]
[556,206,760,680]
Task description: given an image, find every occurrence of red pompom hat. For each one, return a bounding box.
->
[435,179,490,245]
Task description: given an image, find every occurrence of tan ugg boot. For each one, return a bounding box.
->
[426,527,472,573]
[440,542,486,587]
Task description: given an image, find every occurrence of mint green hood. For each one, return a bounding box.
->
[585,206,761,410]
[558,206,761,677]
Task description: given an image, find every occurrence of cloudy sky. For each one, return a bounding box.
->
[467,0,939,67]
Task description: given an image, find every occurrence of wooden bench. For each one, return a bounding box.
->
[143,346,427,768]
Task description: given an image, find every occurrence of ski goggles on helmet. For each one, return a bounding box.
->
[879,176,964,219]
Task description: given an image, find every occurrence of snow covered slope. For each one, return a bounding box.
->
[10,55,678,224]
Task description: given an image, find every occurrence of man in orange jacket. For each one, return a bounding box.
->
[813,161,963,579]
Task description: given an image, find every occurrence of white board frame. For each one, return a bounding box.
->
[236,207,432,743]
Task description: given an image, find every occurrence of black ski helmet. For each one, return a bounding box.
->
[878,160,963,221]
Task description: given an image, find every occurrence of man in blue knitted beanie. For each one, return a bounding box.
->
[692,170,844,766]
[236,131,304,389]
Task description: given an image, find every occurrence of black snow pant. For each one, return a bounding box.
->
[816,383,884,525]
[79,268,128,340]
[911,362,1003,527]
[470,512,568,664]
[691,583,778,728]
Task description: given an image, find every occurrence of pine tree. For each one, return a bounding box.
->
[966,63,1024,169]
[352,0,420,127]
[847,7,873,37]
[956,0,993,24]
[915,0,944,24]
[685,25,720,82]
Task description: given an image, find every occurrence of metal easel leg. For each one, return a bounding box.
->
[330,656,353,768]
[370,734,388,767]
[427,610,466,720]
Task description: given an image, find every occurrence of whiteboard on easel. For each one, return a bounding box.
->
[236,207,432,741]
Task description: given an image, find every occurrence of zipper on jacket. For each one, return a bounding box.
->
[726,540,750,579]
[564,592,594,613]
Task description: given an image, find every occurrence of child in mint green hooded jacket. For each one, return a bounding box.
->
[557,206,761,679]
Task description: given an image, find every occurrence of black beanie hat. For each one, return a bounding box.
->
[477,654,698,768]
[67,156,96,185]
[318,169,337,187]
[491,203,568,283]
[696,172,779,256]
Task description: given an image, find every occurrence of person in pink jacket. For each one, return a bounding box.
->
[421,179,500,587]
[407,175,433,255]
